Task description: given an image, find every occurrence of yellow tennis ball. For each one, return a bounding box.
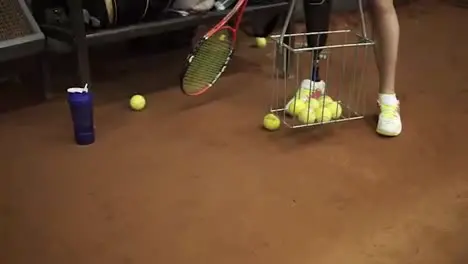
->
[130,94,146,111]
[318,95,334,106]
[263,113,280,131]
[315,107,332,123]
[326,101,343,119]
[307,98,320,110]
[219,34,226,41]
[297,109,316,124]
[256,37,267,48]
[287,99,307,116]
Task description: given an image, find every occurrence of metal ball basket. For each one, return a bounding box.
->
[269,0,375,128]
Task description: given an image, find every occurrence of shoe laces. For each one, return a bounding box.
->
[380,103,400,119]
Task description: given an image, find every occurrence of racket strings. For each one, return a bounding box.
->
[184,38,231,82]
[183,30,233,94]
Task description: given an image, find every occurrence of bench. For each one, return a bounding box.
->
[39,0,290,88]
[0,0,50,98]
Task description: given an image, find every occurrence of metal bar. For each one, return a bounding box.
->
[278,0,298,46]
[292,42,374,52]
[358,0,368,38]
[272,29,352,39]
[38,50,52,99]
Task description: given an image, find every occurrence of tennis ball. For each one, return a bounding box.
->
[307,98,320,110]
[287,99,307,116]
[326,101,343,119]
[263,113,281,131]
[315,107,332,123]
[256,37,267,48]
[318,95,334,106]
[130,94,146,111]
[219,34,226,41]
[297,109,316,124]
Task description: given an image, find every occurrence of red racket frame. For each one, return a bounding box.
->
[180,0,249,96]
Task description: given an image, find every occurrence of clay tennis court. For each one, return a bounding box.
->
[2,2,468,263]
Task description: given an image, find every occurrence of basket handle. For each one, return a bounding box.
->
[358,0,368,39]
[279,0,368,46]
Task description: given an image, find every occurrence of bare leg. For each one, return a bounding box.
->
[369,0,402,136]
[369,0,399,95]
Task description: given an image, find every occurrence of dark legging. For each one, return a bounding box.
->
[251,0,332,43]
[251,0,333,80]
[303,0,332,49]
[303,0,332,81]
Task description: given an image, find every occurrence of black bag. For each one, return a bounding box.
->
[81,0,115,27]
[83,0,173,28]
[82,0,147,27]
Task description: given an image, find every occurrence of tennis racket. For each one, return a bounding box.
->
[180,0,248,96]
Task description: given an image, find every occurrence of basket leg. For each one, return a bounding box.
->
[38,51,52,100]
[276,25,296,78]
[275,0,297,79]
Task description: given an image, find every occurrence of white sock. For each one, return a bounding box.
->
[379,93,398,105]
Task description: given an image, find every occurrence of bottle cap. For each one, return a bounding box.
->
[67,84,89,94]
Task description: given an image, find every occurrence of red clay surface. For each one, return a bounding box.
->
[2,2,468,264]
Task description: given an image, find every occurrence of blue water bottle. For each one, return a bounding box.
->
[67,84,95,145]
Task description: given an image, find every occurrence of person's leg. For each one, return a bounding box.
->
[369,0,402,136]
[285,0,332,114]
[303,0,332,82]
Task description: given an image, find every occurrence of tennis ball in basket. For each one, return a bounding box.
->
[287,99,307,116]
[315,107,332,123]
[263,113,281,131]
[256,37,267,48]
[307,98,320,110]
[318,95,334,106]
[130,95,146,111]
[297,109,316,124]
[326,101,343,119]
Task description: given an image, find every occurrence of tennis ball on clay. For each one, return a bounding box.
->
[130,94,146,111]
[326,101,343,119]
[287,99,307,116]
[263,113,281,131]
[256,37,267,48]
[315,107,333,123]
[297,109,316,124]
[318,95,334,106]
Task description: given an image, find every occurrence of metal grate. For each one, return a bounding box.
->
[0,0,33,41]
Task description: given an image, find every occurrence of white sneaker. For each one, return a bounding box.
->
[376,101,402,136]
[285,79,326,115]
